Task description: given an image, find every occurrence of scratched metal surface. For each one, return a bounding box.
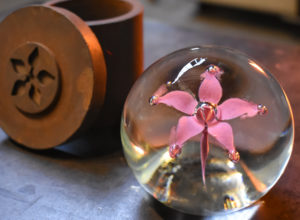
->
[0,20,299,220]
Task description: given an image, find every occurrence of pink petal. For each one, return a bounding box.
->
[198,73,222,104]
[169,126,176,145]
[208,122,236,154]
[175,116,204,148]
[200,129,209,184]
[217,98,259,120]
[153,84,168,97]
[201,66,224,80]
[157,91,198,115]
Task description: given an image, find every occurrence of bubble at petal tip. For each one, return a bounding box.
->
[228,151,240,163]
[257,104,268,115]
[208,65,223,75]
[149,95,158,106]
[169,144,182,158]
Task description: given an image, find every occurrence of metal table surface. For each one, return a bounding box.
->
[0,20,299,220]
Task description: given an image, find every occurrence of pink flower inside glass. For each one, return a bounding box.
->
[149,65,268,184]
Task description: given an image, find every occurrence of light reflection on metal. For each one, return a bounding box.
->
[172,58,206,84]
[248,60,268,77]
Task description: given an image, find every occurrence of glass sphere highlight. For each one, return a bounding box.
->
[121,46,294,215]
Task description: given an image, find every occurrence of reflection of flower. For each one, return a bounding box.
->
[150,65,267,183]
[11,47,55,105]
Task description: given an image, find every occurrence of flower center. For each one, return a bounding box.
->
[195,102,217,123]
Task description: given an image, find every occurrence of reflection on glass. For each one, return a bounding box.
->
[121,46,294,215]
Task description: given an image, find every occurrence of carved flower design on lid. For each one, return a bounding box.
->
[8,43,60,114]
[11,47,55,105]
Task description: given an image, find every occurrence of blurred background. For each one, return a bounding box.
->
[139,0,300,45]
[1,0,299,45]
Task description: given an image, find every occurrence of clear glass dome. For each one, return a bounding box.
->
[121,46,294,215]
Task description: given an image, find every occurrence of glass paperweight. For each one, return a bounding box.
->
[121,46,294,215]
